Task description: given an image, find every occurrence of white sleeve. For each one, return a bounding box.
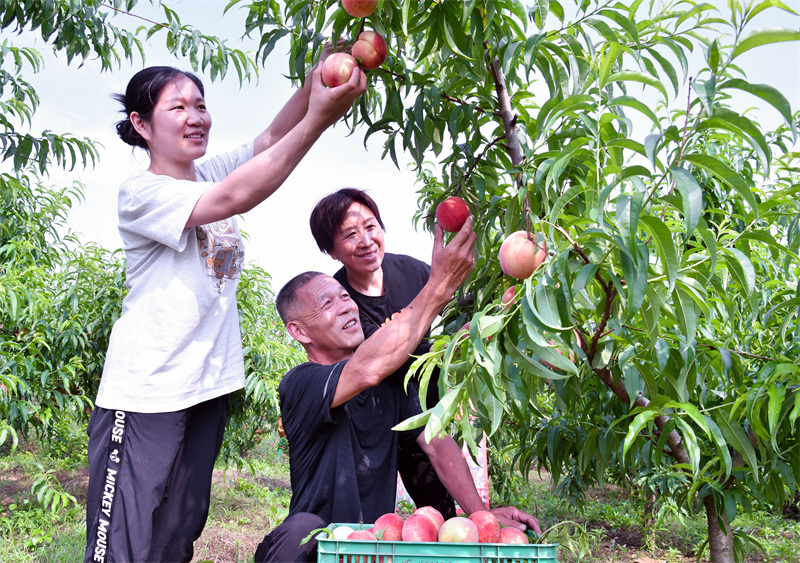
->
[118,172,208,252]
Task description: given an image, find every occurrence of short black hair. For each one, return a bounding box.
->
[276,271,326,325]
[309,188,385,256]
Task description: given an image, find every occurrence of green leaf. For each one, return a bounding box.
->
[670,167,703,239]
[716,413,758,478]
[598,42,620,88]
[623,409,659,458]
[616,192,643,252]
[672,286,698,343]
[718,78,797,139]
[639,215,679,291]
[731,28,800,60]
[605,71,668,101]
[721,248,756,297]
[681,153,758,216]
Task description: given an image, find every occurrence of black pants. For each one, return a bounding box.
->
[400,374,456,519]
[84,395,229,563]
[254,512,326,563]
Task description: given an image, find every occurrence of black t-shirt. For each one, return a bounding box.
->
[334,253,440,405]
[279,360,423,525]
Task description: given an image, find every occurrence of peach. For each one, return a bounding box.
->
[436,196,470,232]
[342,0,377,18]
[372,512,404,541]
[438,516,480,543]
[352,31,388,70]
[347,529,378,541]
[501,286,516,311]
[498,230,547,279]
[401,513,438,542]
[322,52,358,88]
[498,526,529,544]
[331,525,355,539]
[469,510,500,543]
[412,505,444,531]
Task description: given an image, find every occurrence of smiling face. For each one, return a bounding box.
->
[331,202,385,280]
[289,275,365,363]
[131,74,211,179]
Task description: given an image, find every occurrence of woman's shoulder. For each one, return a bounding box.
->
[383,253,430,275]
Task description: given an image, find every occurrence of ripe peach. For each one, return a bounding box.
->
[501,286,516,311]
[372,512,404,541]
[331,525,355,539]
[347,529,378,541]
[352,31,388,70]
[342,0,377,18]
[322,52,358,87]
[435,196,470,233]
[468,510,500,543]
[498,526,529,544]
[401,513,438,542]
[498,230,547,279]
[412,505,444,531]
[438,516,480,543]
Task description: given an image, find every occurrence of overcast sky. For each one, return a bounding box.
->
[7,1,800,292]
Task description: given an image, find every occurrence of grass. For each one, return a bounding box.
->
[1,433,798,563]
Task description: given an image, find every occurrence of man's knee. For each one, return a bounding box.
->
[255,512,326,563]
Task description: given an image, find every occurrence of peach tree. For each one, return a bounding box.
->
[234,0,800,560]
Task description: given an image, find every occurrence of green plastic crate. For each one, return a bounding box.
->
[317,523,558,563]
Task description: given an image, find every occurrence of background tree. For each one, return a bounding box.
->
[233,1,800,561]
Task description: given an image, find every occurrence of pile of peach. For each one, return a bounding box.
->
[329,505,529,544]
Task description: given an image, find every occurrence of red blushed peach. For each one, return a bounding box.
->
[412,505,444,531]
[341,0,377,18]
[347,529,378,541]
[322,52,358,87]
[498,526,529,544]
[468,510,500,543]
[436,196,470,232]
[372,512,404,541]
[438,516,480,543]
[401,513,438,542]
[498,230,547,279]
[501,286,517,311]
[352,31,388,70]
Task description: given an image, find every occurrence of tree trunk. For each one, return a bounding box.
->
[704,495,734,562]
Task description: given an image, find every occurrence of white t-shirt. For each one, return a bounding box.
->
[95,143,254,413]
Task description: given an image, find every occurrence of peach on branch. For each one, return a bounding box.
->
[435,196,470,233]
[438,516,480,543]
[322,52,358,88]
[501,286,517,311]
[498,230,547,279]
[352,31,388,70]
[342,0,378,18]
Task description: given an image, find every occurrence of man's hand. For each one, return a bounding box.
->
[427,215,477,300]
[489,506,542,535]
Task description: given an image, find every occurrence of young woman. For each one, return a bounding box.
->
[309,188,457,520]
[84,60,365,563]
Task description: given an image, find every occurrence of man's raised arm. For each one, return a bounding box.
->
[331,218,476,407]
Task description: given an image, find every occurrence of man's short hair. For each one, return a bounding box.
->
[276,271,325,325]
[309,188,386,256]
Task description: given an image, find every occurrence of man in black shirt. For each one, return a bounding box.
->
[254,217,540,562]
